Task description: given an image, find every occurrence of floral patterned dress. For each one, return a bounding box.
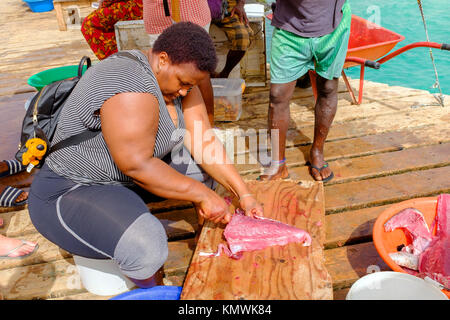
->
[81,0,144,60]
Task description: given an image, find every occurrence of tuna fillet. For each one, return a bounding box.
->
[384,207,433,255]
[221,212,312,259]
[418,194,450,288]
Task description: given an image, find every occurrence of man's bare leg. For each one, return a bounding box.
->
[309,76,339,181]
[258,80,297,180]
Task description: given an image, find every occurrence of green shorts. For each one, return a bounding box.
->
[270,1,351,83]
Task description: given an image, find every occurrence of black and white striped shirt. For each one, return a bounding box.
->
[46,50,185,186]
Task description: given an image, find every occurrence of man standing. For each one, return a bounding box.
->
[259,0,351,183]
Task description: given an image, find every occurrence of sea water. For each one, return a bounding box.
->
[264,0,450,95]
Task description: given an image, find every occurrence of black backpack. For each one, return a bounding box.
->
[15,56,99,168]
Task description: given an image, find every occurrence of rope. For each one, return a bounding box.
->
[416,0,445,107]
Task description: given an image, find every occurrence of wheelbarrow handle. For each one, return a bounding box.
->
[364,60,381,69]
[442,43,450,51]
[345,56,381,69]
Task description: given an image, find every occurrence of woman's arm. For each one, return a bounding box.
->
[100,92,231,223]
[182,86,263,216]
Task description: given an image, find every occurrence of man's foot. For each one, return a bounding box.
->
[0,236,38,259]
[257,163,290,181]
[0,185,28,207]
[308,149,333,182]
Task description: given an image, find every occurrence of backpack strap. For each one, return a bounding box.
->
[49,130,101,155]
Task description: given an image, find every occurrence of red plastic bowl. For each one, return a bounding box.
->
[373,197,449,298]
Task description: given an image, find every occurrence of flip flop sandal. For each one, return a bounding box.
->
[0,240,39,260]
[0,159,26,178]
[0,186,28,208]
[308,162,334,183]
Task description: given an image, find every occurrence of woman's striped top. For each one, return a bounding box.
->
[46,50,185,186]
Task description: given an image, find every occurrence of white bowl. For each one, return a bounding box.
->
[346,271,448,300]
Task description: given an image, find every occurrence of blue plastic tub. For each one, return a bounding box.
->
[110,286,182,300]
[23,0,54,13]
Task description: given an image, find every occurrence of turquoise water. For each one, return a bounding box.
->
[265,0,450,94]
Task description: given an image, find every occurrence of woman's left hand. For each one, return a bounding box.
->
[239,195,263,218]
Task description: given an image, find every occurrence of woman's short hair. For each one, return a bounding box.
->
[152,22,218,74]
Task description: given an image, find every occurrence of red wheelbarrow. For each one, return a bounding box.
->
[266,14,450,104]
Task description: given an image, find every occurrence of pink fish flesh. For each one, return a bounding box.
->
[223,212,312,259]
[200,213,312,260]
[418,194,450,288]
[384,207,433,255]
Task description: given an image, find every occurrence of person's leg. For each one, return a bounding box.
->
[214,15,253,78]
[28,164,168,288]
[309,1,351,181]
[309,76,339,181]
[258,81,296,180]
[81,0,144,60]
[258,28,314,180]
[217,50,246,78]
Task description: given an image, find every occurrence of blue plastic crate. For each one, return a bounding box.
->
[23,0,54,13]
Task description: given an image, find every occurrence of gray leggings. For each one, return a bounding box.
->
[28,147,215,280]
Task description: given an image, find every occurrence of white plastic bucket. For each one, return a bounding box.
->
[73,255,135,296]
[346,271,448,300]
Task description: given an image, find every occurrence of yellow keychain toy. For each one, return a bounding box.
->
[22,138,47,172]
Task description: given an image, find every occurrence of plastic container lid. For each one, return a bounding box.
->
[244,4,265,18]
[211,78,245,97]
[346,271,448,300]
[110,286,182,300]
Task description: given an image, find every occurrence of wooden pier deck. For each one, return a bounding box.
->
[1,0,449,300]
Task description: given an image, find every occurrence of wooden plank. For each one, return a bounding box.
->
[0,93,29,161]
[0,208,38,238]
[182,180,333,300]
[325,242,390,290]
[0,240,193,300]
[235,123,450,175]
[244,142,450,185]
[216,102,450,138]
[324,205,390,249]
[325,166,450,214]
[154,208,198,240]
[239,91,440,123]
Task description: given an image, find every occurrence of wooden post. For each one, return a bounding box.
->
[54,2,67,31]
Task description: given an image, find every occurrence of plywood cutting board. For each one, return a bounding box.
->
[181,180,333,300]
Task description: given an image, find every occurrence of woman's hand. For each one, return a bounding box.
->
[239,194,263,218]
[197,190,232,224]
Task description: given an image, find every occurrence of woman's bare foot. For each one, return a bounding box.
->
[0,234,37,258]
